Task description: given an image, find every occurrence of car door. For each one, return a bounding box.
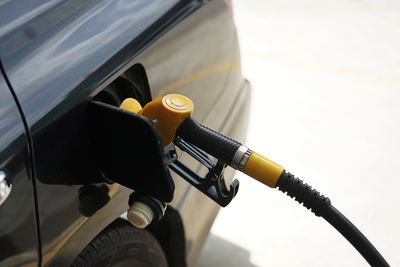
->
[0,71,39,266]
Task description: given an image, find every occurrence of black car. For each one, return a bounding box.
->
[0,0,250,266]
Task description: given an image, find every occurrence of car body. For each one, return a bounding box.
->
[0,0,250,266]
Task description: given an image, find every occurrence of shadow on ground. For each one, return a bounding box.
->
[194,234,257,267]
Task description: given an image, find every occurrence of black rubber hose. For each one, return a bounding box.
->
[324,205,389,267]
[176,117,241,165]
[175,116,388,265]
[276,171,389,267]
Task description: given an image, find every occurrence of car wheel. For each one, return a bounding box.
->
[71,218,168,267]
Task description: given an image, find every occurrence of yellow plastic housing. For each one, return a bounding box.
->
[243,152,284,188]
[120,94,194,146]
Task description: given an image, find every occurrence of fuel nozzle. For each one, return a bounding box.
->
[119,94,389,266]
[120,94,241,207]
[120,94,283,189]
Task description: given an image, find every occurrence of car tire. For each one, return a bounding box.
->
[71,218,168,267]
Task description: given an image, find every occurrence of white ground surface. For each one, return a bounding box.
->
[195,1,400,266]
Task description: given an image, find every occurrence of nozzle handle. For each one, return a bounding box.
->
[176,117,241,165]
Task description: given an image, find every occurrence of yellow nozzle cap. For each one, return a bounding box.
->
[120,98,143,114]
[138,94,194,146]
[162,94,194,115]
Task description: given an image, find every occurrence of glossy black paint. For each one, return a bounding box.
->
[0,71,38,265]
[0,0,183,186]
[0,0,246,265]
[0,0,203,265]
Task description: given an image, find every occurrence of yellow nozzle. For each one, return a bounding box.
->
[243,152,284,188]
[120,94,194,146]
[120,95,283,187]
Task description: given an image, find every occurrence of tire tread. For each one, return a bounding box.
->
[71,218,167,267]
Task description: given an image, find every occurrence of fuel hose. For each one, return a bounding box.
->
[120,94,389,266]
[176,116,389,267]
